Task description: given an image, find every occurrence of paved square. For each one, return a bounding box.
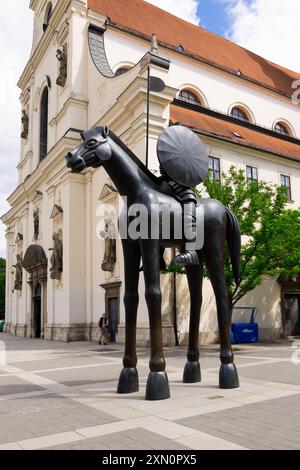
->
[0,333,299,450]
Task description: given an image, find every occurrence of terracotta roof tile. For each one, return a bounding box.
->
[88,0,300,96]
[170,104,300,161]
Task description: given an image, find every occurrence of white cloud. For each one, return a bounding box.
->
[145,0,200,25]
[0,1,33,257]
[224,0,300,72]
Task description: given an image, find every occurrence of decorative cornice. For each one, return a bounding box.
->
[1,202,30,226]
[17,151,33,171]
[49,97,88,128]
[29,190,43,205]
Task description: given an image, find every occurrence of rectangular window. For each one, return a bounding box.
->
[246,165,258,182]
[209,157,221,180]
[280,174,292,200]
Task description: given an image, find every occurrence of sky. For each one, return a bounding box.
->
[0,0,299,258]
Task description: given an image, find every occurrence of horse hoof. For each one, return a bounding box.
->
[117,367,139,394]
[183,361,201,383]
[146,371,170,400]
[219,363,240,389]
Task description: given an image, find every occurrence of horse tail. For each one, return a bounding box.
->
[225,207,241,285]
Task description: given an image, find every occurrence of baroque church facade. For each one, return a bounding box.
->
[2,0,300,344]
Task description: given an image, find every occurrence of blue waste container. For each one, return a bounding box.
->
[230,330,235,344]
[231,322,258,343]
[231,306,259,344]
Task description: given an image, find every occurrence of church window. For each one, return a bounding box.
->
[39,87,48,161]
[43,3,52,32]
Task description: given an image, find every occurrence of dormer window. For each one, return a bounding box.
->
[178,89,201,106]
[230,106,250,122]
[115,67,131,77]
[274,122,290,136]
[43,3,52,32]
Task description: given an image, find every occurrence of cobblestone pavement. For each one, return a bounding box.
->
[0,334,299,450]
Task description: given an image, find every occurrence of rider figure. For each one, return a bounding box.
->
[157,125,208,267]
[159,165,199,266]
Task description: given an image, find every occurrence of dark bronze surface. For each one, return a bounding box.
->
[66,125,241,400]
[157,125,209,187]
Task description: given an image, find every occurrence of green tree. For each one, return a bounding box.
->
[0,258,6,320]
[202,166,300,310]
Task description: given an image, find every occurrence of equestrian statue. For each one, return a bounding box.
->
[66,124,241,400]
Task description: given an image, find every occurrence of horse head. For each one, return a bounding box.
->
[66,125,112,173]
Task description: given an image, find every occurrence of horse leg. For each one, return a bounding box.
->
[205,249,239,389]
[183,260,203,383]
[141,239,170,400]
[117,240,141,394]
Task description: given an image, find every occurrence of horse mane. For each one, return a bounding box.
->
[108,129,160,185]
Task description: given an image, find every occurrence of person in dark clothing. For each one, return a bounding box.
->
[98,314,108,345]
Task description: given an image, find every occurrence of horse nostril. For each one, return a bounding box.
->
[66,152,74,160]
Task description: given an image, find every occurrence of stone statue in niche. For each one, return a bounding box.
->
[101,219,116,273]
[33,210,39,240]
[21,110,29,139]
[13,254,23,291]
[56,45,67,87]
[49,232,63,280]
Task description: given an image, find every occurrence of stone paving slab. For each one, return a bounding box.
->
[177,394,300,450]
[161,354,267,372]
[0,375,44,396]
[0,334,300,450]
[0,393,117,445]
[238,361,300,385]
[47,428,190,450]
[7,356,121,372]
[234,347,295,359]
[37,363,151,388]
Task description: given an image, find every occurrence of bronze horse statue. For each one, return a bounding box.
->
[66,125,241,400]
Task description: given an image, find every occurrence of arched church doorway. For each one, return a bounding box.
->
[33,282,42,338]
[23,245,48,339]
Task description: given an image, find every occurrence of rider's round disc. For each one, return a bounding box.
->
[157,125,209,187]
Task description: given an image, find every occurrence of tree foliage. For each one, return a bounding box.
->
[203,167,300,307]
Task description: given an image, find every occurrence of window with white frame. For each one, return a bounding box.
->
[280,174,292,200]
[246,165,258,182]
[209,157,221,180]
